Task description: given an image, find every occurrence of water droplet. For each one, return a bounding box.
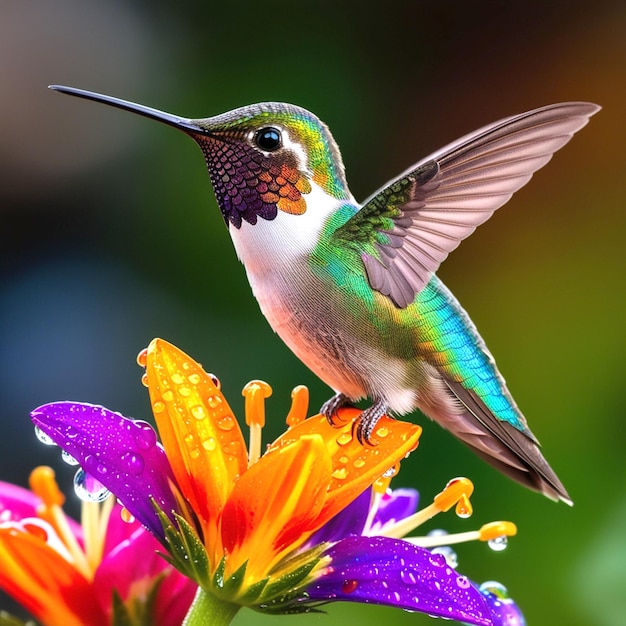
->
[353,458,365,468]
[34,426,56,446]
[341,580,359,594]
[456,575,471,589]
[184,434,195,447]
[179,386,191,397]
[171,373,185,385]
[188,373,201,385]
[120,451,144,475]
[338,455,349,465]
[136,348,148,367]
[61,449,79,466]
[141,373,149,387]
[217,415,235,431]
[336,432,352,446]
[455,496,473,518]
[400,569,417,585]
[222,440,241,456]
[427,551,447,568]
[191,405,206,420]
[479,581,509,599]
[134,422,157,450]
[152,401,165,413]
[73,468,110,502]
[162,390,174,402]
[120,507,135,524]
[375,425,389,438]
[202,438,217,451]
[382,462,399,478]
[488,535,508,552]
[331,467,348,480]
[189,449,200,459]
[208,394,223,409]
[208,374,221,389]
[432,546,458,569]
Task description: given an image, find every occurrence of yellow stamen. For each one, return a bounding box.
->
[83,495,115,571]
[409,521,517,548]
[285,385,309,427]
[381,478,474,539]
[28,467,91,579]
[242,380,272,466]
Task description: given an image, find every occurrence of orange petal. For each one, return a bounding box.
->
[221,434,332,580]
[269,408,421,527]
[0,528,105,626]
[145,339,247,549]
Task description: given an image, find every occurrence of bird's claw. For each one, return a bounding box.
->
[354,399,389,445]
[321,392,350,426]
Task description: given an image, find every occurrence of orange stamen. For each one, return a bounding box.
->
[285,385,309,428]
[28,467,91,579]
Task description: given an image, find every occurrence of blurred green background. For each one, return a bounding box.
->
[1,1,625,624]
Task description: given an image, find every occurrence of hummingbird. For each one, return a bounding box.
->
[50,84,600,503]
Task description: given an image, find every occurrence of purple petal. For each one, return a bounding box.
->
[372,488,419,530]
[307,488,371,546]
[480,582,526,626]
[31,402,179,541]
[307,536,494,625]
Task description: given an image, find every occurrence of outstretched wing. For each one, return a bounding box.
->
[335,102,600,308]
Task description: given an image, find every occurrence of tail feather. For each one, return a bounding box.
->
[442,379,571,504]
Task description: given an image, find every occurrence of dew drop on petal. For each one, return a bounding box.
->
[208,374,221,389]
[400,569,418,585]
[120,506,135,524]
[353,458,365,468]
[141,373,149,387]
[202,437,217,451]
[178,386,191,397]
[61,449,79,466]
[152,401,165,414]
[184,434,195,447]
[136,348,148,367]
[479,581,509,598]
[338,455,349,465]
[120,451,144,475]
[34,426,56,446]
[171,373,185,385]
[488,535,508,552]
[217,415,235,431]
[189,448,200,459]
[162,390,174,402]
[188,373,201,385]
[427,551,447,568]
[73,468,110,502]
[456,575,471,589]
[222,440,241,456]
[375,425,389,438]
[191,405,207,420]
[382,462,399,478]
[134,422,157,450]
[208,394,223,409]
[331,467,348,480]
[336,432,353,446]
[432,546,458,569]
[341,580,359,594]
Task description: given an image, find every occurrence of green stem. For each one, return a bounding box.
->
[183,587,240,626]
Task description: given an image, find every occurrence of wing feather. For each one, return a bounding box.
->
[337,102,600,307]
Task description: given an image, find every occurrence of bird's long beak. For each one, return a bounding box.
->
[49,85,207,136]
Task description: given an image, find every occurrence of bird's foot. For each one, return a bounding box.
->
[321,392,351,426]
[355,398,389,445]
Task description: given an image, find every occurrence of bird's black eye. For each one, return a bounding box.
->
[254,127,282,152]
